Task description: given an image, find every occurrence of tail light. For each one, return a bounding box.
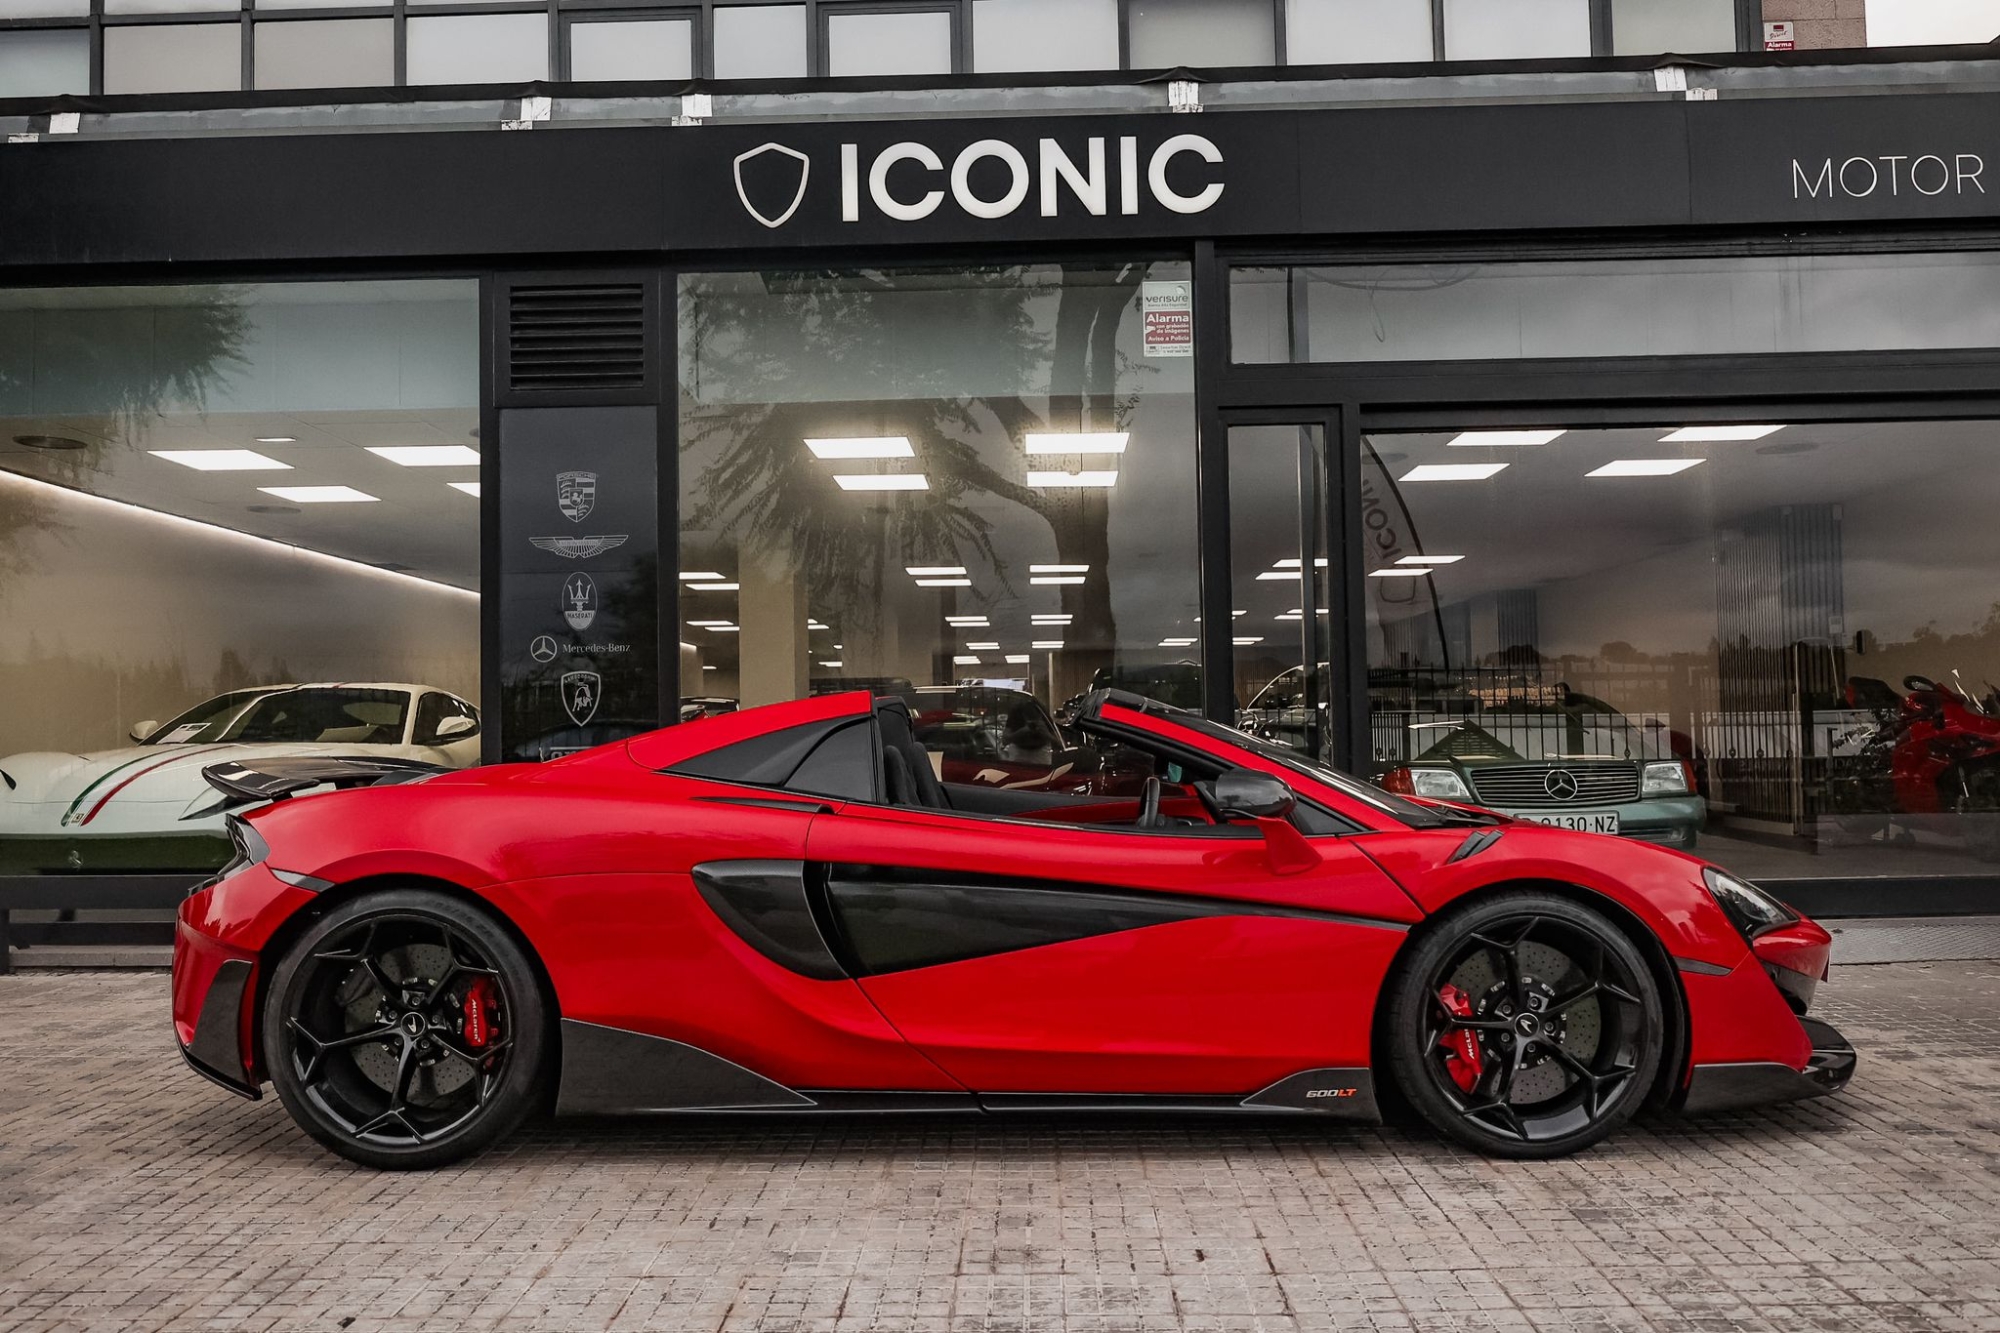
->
[1378,767,1417,795]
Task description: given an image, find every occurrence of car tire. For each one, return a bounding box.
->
[263,888,548,1170]
[1384,889,1664,1160]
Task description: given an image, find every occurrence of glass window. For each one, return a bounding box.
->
[678,264,1202,795]
[971,0,1117,72]
[1231,253,2000,365]
[1441,0,1590,59]
[0,0,89,17]
[1129,0,1276,67]
[1610,0,1736,53]
[257,0,389,11]
[406,13,547,85]
[0,29,89,96]
[1229,424,1332,763]
[103,24,241,93]
[254,18,392,89]
[570,17,694,81]
[0,279,482,876]
[826,9,952,77]
[714,3,806,78]
[106,0,235,12]
[1359,419,2000,884]
[1285,0,1433,63]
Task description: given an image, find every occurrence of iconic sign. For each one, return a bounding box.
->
[562,572,597,631]
[1791,153,1986,199]
[733,131,1225,229]
[562,670,602,726]
[532,534,628,559]
[557,471,596,523]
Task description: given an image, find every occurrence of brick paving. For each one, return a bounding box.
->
[1,963,1998,1332]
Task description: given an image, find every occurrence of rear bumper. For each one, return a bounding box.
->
[1680,1015,1855,1113]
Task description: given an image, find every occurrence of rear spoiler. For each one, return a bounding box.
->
[187,756,449,819]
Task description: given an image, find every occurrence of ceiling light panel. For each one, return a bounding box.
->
[916,578,972,587]
[151,449,290,471]
[1029,563,1089,574]
[367,445,481,467]
[688,581,741,591]
[953,655,981,665]
[1031,614,1072,625]
[906,565,966,577]
[1402,463,1509,482]
[448,481,481,497]
[967,641,1000,650]
[1004,654,1030,664]
[1660,425,1782,442]
[1445,429,1565,448]
[1369,568,1431,578]
[1031,640,1064,649]
[258,485,377,503]
[1396,554,1462,565]
[1030,575,1085,585]
[1159,637,1196,647]
[834,474,928,491]
[679,571,724,582]
[1023,432,1128,454]
[806,436,913,459]
[1232,636,1264,645]
[1587,459,1705,477]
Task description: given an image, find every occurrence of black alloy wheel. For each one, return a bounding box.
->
[1385,891,1664,1159]
[263,889,548,1170]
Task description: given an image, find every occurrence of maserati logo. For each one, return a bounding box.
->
[734,142,811,229]
[562,670,601,726]
[562,573,597,631]
[556,471,596,523]
[1543,769,1580,801]
[531,535,628,560]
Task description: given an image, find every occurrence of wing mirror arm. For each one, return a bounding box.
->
[1211,768,1322,875]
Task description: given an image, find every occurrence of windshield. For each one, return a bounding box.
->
[144,689,283,745]
[1173,712,1482,828]
[170,687,413,746]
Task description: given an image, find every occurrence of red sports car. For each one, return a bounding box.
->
[173,689,1854,1169]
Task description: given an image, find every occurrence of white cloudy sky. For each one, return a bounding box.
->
[1868,0,2000,44]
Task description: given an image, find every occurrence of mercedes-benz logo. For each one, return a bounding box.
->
[530,635,559,664]
[1544,769,1580,801]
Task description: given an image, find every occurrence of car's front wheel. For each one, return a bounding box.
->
[1384,890,1664,1159]
[263,888,548,1169]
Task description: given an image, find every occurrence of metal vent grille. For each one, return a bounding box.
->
[1469,764,1640,808]
[507,283,647,393]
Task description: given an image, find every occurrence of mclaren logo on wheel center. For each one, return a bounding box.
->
[1544,770,1581,801]
[731,133,1225,228]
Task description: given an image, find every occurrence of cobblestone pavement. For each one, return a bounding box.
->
[2,963,1998,1333]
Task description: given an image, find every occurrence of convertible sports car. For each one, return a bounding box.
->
[172,688,1853,1170]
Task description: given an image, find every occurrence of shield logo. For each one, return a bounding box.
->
[562,671,601,727]
[562,572,597,631]
[733,142,811,229]
[557,471,596,524]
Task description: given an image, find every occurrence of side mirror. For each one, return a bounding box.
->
[1212,768,1296,821]
[129,720,159,743]
[1211,768,1319,875]
[435,715,479,740]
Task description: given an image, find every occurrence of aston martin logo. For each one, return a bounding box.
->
[734,142,811,229]
[1544,769,1580,801]
[531,535,628,560]
[557,471,596,523]
[562,671,601,726]
[562,572,597,631]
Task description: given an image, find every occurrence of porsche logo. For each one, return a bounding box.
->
[557,471,596,524]
[1543,769,1580,801]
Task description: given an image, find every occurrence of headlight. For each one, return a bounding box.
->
[1409,769,1472,800]
[1702,866,1795,941]
[1641,760,1692,796]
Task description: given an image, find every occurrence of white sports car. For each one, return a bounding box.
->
[0,683,481,875]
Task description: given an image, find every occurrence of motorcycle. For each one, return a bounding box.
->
[1831,673,2000,859]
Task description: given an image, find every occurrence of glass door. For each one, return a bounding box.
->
[1219,418,1335,764]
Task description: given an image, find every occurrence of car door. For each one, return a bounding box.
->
[802,802,1420,1096]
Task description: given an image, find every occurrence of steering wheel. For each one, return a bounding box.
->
[1137,775,1165,830]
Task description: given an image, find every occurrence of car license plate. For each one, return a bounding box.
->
[1503,810,1620,834]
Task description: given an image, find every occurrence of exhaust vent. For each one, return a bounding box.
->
[507,282,648,394]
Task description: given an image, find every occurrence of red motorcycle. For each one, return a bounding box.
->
[1835,674,2000,859]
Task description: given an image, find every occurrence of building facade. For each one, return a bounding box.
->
[10,3,2000,916]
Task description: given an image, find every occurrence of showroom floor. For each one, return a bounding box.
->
[1,963,1997,1333]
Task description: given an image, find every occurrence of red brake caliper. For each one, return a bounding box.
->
[1437,984,1483,1093]
[461,977,499,1051]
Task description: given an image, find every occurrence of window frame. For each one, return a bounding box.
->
[558,2,699,79]
[814,0,961,78]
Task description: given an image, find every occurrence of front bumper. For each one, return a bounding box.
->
[1680,1015,1856,1113]
[172,932,261,1100]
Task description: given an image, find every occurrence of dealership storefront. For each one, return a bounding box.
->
[6,59,2000,915]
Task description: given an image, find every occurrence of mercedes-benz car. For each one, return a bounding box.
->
[0,683,481,874]
[172,688,1847,1169]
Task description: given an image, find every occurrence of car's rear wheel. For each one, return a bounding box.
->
[263,889,548,1170]
[1384,891,1663,1159]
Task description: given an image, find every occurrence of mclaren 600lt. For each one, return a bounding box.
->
[173,689,1853,1168]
